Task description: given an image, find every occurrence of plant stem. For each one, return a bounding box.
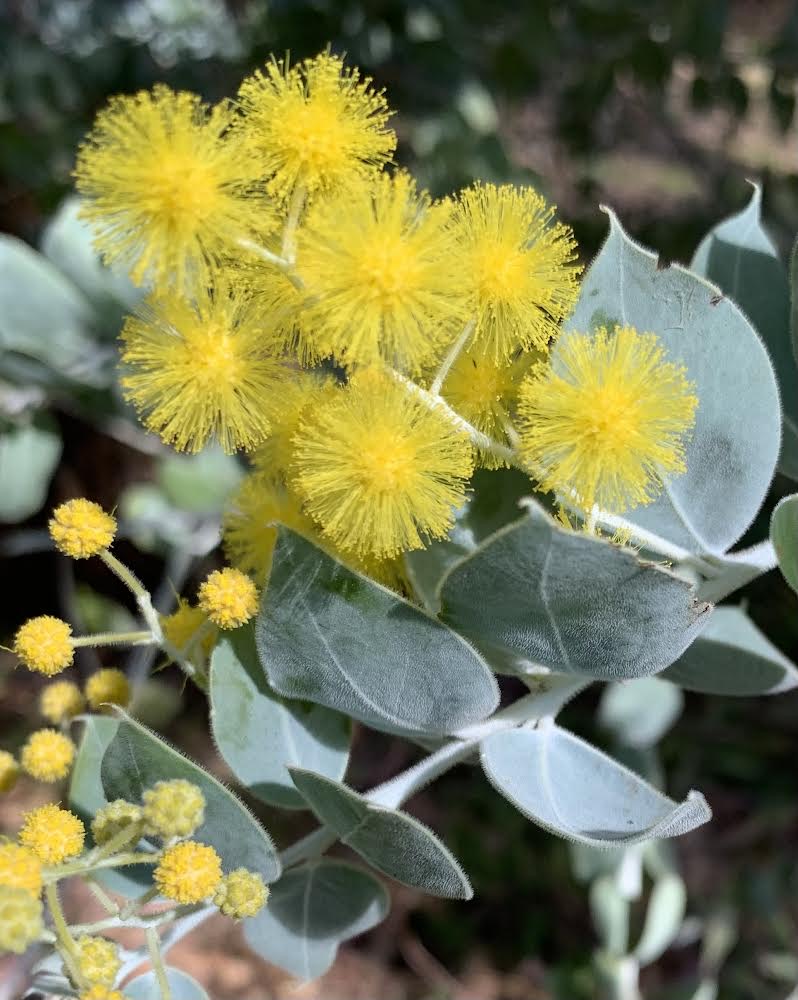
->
[430,320,475,395]
[45,882,83,988]
[44,852,157,884]
[100,549,165,640]
[72,630,153,648]
[281,184,307,262]
[146,926,172,1000]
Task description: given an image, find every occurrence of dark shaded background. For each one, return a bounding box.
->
[2,2,798,998]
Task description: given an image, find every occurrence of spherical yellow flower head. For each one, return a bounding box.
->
[160,600,216,659]
[73,936,121,988]
[0,886,43,954]
[454,183,581,360]
[214,867,269,920]
[120,281,282,454]
[91,800,143,846]
[237,51,395,202]
[40,680,86,725]
[13,616,73,676]
[439,347,540,469]
[292,371,474,559]
[79,988,125,1000]
[253,372,335,477]
[198,567,259,629]
[154,841,222,903]
[85,669,130,712]
[20,729,76,783]
[19,804,85,864]
[518,325,698,514]
[142,779,205,839]
[49,499,116,559]
[223,473,315,583]
[75,85,276,291]
[241,256,321,365]
[0,843,42,895]
[297,172,467,373]
[0,751,19,794]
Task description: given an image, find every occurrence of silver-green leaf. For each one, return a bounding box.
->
[0,416,61,523]
[256,529,498,735]
[124,968,209,1000]
[599,678,684,748]
[439,504,710,680]
[209,627,351,810]
[771,493,798,595]
[289,768,472,899]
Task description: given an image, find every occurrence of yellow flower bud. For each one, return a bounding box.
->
[154,841,222,903]
[0,843,42,895]
[198,567,258,629]
[0,751,20,794]
[20,729,76,783]
[73,935,121,988]
[0,886,43,954]
[79,988,125,1000]
[13,616,73,676]
[40,680,86,725]
[85,668,130,711]
[19,804,85,864]
[142,779,205,839]
[49,498,117,559]
[214,867,269,920]
[91,800,143,846]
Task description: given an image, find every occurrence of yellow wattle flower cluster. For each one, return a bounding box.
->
[72,47,698,564]
[49,499,117,559]
[19,804,85,864]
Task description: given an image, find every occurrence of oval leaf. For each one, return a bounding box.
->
[772,494,798,595]
[634,874,687,966]
[440,505,710,680]
[662,604,798,695]
[691,185,798,480]
[256,529,498,735]
[567,208,780,554]
[289,768,472,899]
[599,678,684,748]
[210,627,351,810]
[0,417,61,523]
[481,721,711,847]
[243,859,389,981]
[101,713,280,883]
[125,968,209,1000]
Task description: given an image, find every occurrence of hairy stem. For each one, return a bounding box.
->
[430,320,475,395]
[146,926,172,1000]
[72,630,152,648]
[45,883,83,988]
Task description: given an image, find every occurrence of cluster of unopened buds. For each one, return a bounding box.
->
[0,778,267,997]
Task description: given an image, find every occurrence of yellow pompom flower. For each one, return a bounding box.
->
[154,841,222,903]
[297,172,466,373]
[439,347,539,468]
[85,669,130,711]
[20,729,76,783]
[142,780,205,839]
[0,886,44,954]
[91,800,142,846]
[160,600,215,656]
[40,680,86,725]
[74,85,275,290]
[13,616,73,676]
[0,843,43,895]
[518,325,698,514]
[214,867,269,920]
[198,568,259,629]
[19,804,85,864]
[0,752,20,794]
[120,282,282,454]
[253,373,334,477]
[241,258,320,365]
[453,183,581,359]
[79,988,125,1000]
[237,51,395,202]
[49,499,116,559]
[223,473,315,582]
[74,936,121,988]
[292,371,474,559]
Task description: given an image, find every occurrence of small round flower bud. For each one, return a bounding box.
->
[154,841,222,903]
[0,843,42,895]
[20,729,76,783]
[91,800,143,847]
[72,935,121,988]
[19,804,85,864]
[0,751,19,794]
[85,668,130,711]
[13,616,74,676]
[142,780,205,839]
[0,886,44,954]
[79,988,125,1000]
[214,867,269,920]
[198,567,258,629]
[49,499,117,559]
[40,680,86,725]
